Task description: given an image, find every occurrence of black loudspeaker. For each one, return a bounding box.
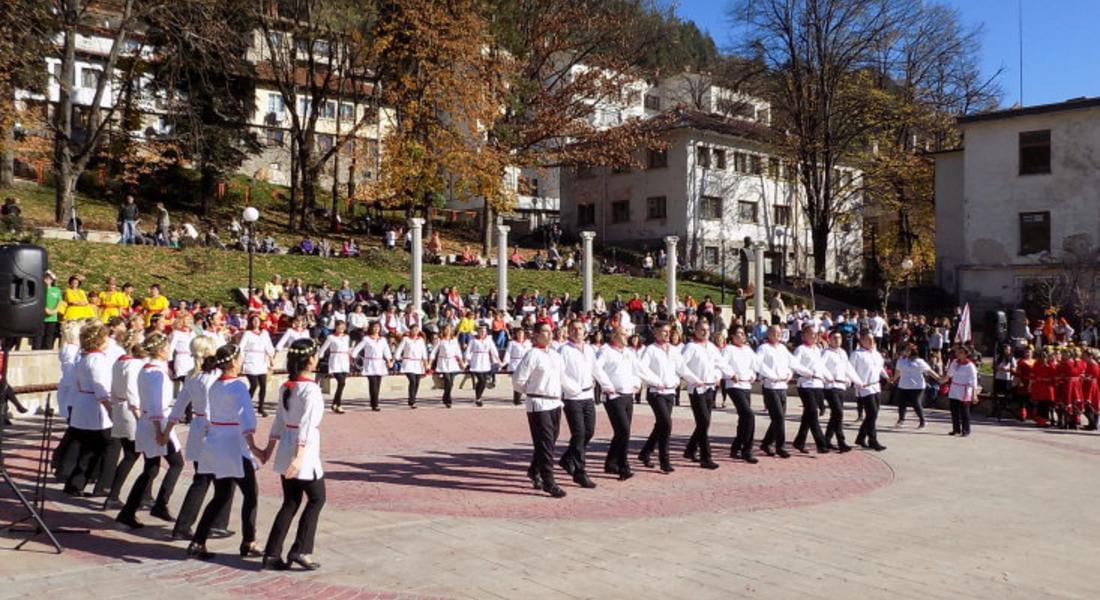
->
[1009,309,1028,339]
[985,310,1008,344]
[0,245,47,337]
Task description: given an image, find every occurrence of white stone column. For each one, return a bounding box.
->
[409,217,424,316]
[496,224,510,312]
[665,235,679,315]
[753,242,766,321]
[580,231,596,312]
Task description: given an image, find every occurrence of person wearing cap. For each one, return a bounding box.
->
[35,271,63,350]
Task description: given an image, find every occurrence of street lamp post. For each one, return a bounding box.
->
[901,257,915,314]
[243,206,259,303]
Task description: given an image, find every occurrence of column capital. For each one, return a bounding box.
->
[664,235,680,246]
[752,241,767,250]
[580,230,596,241]
[496,224,510,235]
[408,217,425,228]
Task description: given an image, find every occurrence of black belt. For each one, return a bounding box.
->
[528,393,559,401]
[581,386,593,392]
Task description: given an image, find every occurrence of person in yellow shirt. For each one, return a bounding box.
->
[62,275,97,321]
[456,310,477,347]
[142,284,169,328]
[98,277,130,323]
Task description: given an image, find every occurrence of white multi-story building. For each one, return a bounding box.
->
[559,105,863,285]
[934,96,1100,315]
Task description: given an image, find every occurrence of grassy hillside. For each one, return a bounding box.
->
[40,238,725,305]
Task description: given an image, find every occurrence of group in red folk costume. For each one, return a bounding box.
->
[1014,345,1100,430]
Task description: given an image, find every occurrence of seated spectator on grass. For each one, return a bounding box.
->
[459,245,476,266]
[341,239,359,257]
[299,236,315,255]
[547,245,561,270]
[532,251,546,270]
[509,246,525,269]
[260,234,277,254]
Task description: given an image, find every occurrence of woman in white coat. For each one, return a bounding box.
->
[102,333,145,509]
[395,324,429,409]
[318,321,349,413]
[261,338,327,571]
[430,325,466,408]
[188,344,266,560]
[116,333,184,529]
[238,315,275,417]
[352,321,392,411]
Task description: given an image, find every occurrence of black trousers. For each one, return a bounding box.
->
[367,375,382,409]
[727,388,755,457]
[856,393,881,445]
[793,387,828,450]
[513,391,524,405]
[119,442,183,519]
[193,459,258,547]
[247,374,268,414]
[473,372,489,400]
[175,463,232,536]
[896,388,926,424]
[822,389,847,447]
[405,374,420,405]
[761,389,787,450]
[562,398,596,474]
[526,407,561,487]
[331,373,347,408]
[640,392,675,465]
[34,320,59,350]
[603,394,634,472]
[684,388,716,462]
[440,372,456,406]
[264,476,326,558]
[64,427,110,493]
[950,400,971,434]
[52,423,75,476]
[102,438,140,502]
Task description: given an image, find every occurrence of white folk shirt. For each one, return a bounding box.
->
[319,333,351,374]
[239,330,275,376]
[169,370,220,463]
[275,327,311,351]
[560,342,611,401]
[512,345,565,412]
[110,355,144,440]
[71,351,114,431]
[105,337,126,364]
[678,340,728,392]
[198,376,258,479]
[169,328,197,378]
[464,336,499,373]
[721,343,758,390]
[270,378,325,480]
[57,343,80,417]
[947,360,980,403]
[396,336,429,374]
[895,357,933,390]
[822,347,862,391]
[756,342,795,390]
[792,344,828,389]
[869,316,886,338]
[849,348,887,397]
[505,339,531,372]
[380,312,406,335]
[596,344,661,396]
[640,343,681,395]
[135,360,179,458]
[430,338,464,373]
[353,336,392,376]
[204,328,228,349]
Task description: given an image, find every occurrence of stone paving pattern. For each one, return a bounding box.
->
[2,386,1099,599]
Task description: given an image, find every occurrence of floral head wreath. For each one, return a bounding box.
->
[142,333,169,354]
[214,344,242,367]
[286,340,319,357]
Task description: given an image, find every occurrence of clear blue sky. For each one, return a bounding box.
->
[672,0,1100,108]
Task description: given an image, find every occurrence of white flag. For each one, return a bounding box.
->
[955,303,972,344]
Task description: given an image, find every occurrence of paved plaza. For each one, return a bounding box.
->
[2,386,1099,599]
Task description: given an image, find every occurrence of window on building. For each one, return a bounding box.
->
[79,68,101,89]
[646,196,667,220]
[1019,211,1051,255]
[339,102,355,120]
[750,155,763,175]
[700,196,722,220]
[774,205,791,226]
[644,94,661,111]
[298,97,311,117]
[577,204,596,227]
[1019,130,1051,175]
[768,157,780,178]
[696,146,711,169]
[267,94,285,118]
[518,175,538,197]
[320,101,337,119]
[265,128,285,147]
[714,149,727,169]
[733,152,747,173]
[317,134,334,153]
[738,201,758,223]
[704,245,720,266]
[611,200,631,223]
[647,148,668,169]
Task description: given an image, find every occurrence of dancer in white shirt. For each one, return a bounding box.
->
[465,324,502,407]
[169,314,197,382]
[638,323,682,472]
[558,319,611,488]
[238,315,275,417]
[946,346,979,436]
[756,326,794,458]
[63,323,115,496]
[429,325,466,408]
[318,321,350,413]
[512,322,568,498]
[505,328,531,405]
[721,324,759,463]
[849,333,888,450]
[275,317,311,351]
[395,325,429,409]
[820,331,858,452]
[791,325,830,454]
[352,321,393,411]
[678,321,728,469]
[596,327,662,480]
[101,333,146,508]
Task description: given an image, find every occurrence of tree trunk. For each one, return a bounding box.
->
[287,134,298,230]
[1,116,13,187]
[811,222,829,280]
[481,203,493,257]
[54,8,77,224]
[199,166,217,217]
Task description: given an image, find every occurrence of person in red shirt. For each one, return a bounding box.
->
[1014,347,1036,422]
[1082,350,1100,430]
[1029,350,1057,427]
[1062,347,1087,429]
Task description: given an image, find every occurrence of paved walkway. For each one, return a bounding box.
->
[1,386,1098,599]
